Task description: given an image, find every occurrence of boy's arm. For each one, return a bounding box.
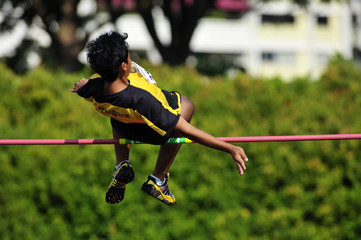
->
[174,117,249,176]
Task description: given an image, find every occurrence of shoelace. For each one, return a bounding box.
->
[158,175,173,197]
[162,185,171,195]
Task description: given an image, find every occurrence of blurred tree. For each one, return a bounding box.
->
[0,0,110,72]
[0,0,248,72]
[136,0,216,65]
[0,0,332,72]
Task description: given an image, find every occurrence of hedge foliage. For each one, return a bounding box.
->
[1,56,361,240]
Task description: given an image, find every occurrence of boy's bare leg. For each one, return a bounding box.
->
[152,96,195,181]
[106,127,133,204]
[112,127,130,165]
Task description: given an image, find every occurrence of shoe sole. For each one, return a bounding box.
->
[115,167,134,184]
[106,167,134,204]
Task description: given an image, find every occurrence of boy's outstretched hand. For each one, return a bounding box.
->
[70,78,88,93]
[229,145,248,176]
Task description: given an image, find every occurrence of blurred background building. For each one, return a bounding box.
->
[1,0,360,80]
[117,0,361,80]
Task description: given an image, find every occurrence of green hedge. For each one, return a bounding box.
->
[1,56,361,239]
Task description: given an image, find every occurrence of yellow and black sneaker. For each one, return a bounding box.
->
[141,173,175,206]
[105,161,134,204]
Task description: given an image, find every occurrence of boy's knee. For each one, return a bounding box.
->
[181,96,195,122]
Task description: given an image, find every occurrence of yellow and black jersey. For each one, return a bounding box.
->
[77,64,181,145]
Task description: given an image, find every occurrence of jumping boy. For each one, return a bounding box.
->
[70,31,248,206]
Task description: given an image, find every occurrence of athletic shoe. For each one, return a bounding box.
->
[105,161,134,204]
[141,173,175,206]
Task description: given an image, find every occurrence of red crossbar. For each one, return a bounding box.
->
[1,134,361,145]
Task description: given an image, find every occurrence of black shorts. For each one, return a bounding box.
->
[111,90,181,145]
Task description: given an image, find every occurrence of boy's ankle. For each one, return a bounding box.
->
[151,174,166,186]
[115,160,130,170]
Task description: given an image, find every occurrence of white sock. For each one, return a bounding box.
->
[151,174,166,186]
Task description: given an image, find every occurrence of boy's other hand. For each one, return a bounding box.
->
[229,145,248,176]
[70,78,89,93]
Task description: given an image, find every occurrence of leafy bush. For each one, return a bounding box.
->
[1,56,361,240]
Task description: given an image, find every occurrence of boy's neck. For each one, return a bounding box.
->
[104,77,129,95]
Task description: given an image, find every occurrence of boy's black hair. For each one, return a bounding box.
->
[85,31,129,82]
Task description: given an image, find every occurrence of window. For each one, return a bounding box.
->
[317,16,328,26]
[261,14,295,24]
[262,52,275,62]
[352,14,357,30]
[262,52,295,64]
[317,53,329,65]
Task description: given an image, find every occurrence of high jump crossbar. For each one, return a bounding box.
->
[1,134,361,145]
